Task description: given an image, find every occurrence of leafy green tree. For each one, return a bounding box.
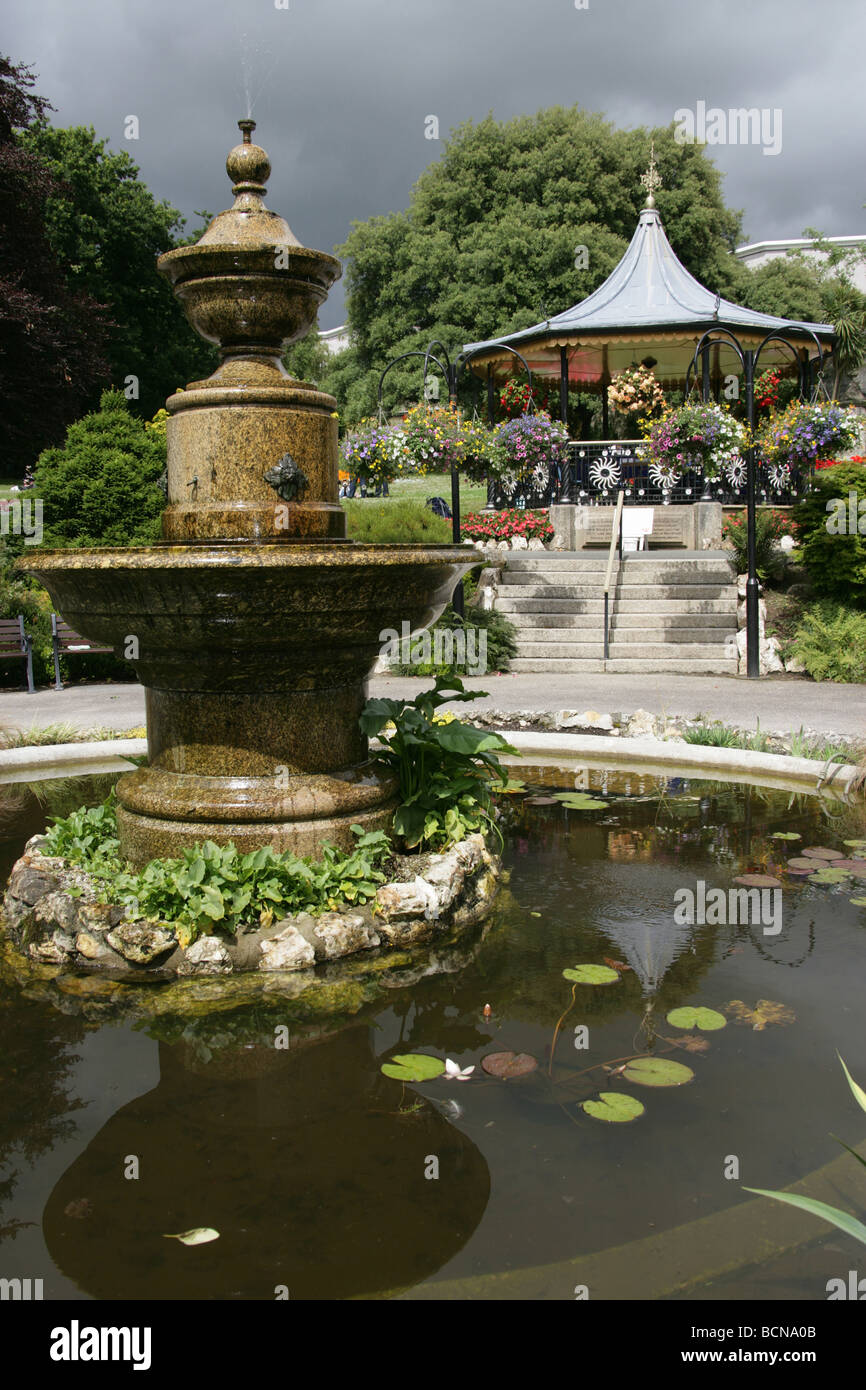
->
[0,56,110,479]
[333,107,745,424]
[795,462,866,606]
[282,316,333,387]
[20,123,217,419]
[34,388,166,547]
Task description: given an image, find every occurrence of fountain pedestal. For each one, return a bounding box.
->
[21,123,472,864]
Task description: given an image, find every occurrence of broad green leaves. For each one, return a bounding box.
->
[562,964,620,986]
[666,1007,727,1032]
[381,1054,446,1082]
[582,1093,645,1123]
[621,1057,694,1087]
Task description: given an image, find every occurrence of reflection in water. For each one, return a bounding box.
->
[43,1022,490,1300]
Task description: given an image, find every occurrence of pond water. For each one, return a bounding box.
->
[1,767,865,1301]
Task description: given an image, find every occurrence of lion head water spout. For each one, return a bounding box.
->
[20,123,473,865]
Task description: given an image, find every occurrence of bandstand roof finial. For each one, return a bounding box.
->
[640,141,662,209]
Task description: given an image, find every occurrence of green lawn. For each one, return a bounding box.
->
[0,478,20,500]
[348,474,488,512]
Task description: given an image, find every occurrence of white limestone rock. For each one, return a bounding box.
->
[258,925,315,972]
[180,934,233,975]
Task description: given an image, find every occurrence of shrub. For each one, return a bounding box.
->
[789,600,866,682]
[721,508,798,582]
[388,605,518,676]
[794,462,866,605]
[461,508,553,544]
[0,541,53,685]
[33,388,165,547]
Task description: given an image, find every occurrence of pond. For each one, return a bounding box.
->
[1,766,865,1301]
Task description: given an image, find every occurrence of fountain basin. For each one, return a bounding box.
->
[20,541,473,862]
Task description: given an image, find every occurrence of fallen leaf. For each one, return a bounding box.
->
[663,1033,711,1054]
[481,1051,538,1079]
[725,999,796,1031]
[64,1199,92,1220]
[603,957,633,972]
[163,1227,220,1246]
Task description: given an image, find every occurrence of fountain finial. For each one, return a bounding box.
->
[227,118,271,198]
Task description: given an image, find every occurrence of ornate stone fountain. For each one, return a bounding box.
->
[22,122,472,865]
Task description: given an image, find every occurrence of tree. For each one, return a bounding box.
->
[34,388,165,547]
[21,122,217,420]
[333,107,745,423]
[282,316,333,387]
[0,56,110,480]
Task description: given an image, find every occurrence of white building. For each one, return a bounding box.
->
[319,324,350,355]
[734,235,866,294]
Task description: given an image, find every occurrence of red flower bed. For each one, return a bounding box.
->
[461,508,553,544]
[722,507,801,542]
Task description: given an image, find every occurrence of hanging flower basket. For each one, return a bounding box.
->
[757,401,859,473]
[639,401,746,485]
[340,418,409,484]
[489,412,570,483]
[608,364,666,424]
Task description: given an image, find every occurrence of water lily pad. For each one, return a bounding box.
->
[555,793,607,809]
[481,1051,538,1079]
[622,1056,694,1087]
[802,846,841,859]
[849,896,866,907]
[725,999,796,1030]
[733,873,782,888]
[844,840,866,850]
[830,859,866,871]
[848,862,866,879]
[498,779,526,794]
[562,964,620,986]
[163,1228,220,1246]
[381,1053,446,1082]
[808,867,851,885]
[524,795,559,805]
[582,1092,645,1123]
[666,1006,727,1032]
[787,857,819,870]
[770,832,801,841]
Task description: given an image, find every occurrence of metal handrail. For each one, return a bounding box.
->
[602,490,625,660]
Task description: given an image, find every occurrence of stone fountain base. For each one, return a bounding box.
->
[1,832,500,981]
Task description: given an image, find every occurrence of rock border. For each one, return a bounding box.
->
[1,832,500,980]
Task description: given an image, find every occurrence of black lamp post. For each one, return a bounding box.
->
[687,327,826,679]
[377,340,532,617]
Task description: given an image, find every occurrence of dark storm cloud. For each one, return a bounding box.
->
[7,0,865,327]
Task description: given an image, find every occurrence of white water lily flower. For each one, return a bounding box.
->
[444,1058,475,1082]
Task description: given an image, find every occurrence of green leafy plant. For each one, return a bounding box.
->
[795,461,866,606]
[389,605,518,677]
[789,601,866,683]
[42,795,393,947]
[745,1056,866,1246]
[360,676,517,852]
[721,508,796,582]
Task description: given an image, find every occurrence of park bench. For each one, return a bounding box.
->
[0,615,35,693]
[51,614,113,690]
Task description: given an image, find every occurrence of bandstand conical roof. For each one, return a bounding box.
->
[463,178,834,390]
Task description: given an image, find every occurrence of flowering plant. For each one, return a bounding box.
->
[461,508,553,544]
[758,402,859,472]
[499,377,552,417]
[340,418,409,483]
[755,368,782,412]
[815,454,866,471]
[639,401,746,485]
[608,365,666,421]
[489,411,569,482]
[402,403,465,472]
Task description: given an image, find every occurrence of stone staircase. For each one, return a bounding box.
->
[494,550,738,674]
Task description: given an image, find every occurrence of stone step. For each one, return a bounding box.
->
[505,609,736,628]
[514,641,735,660]
[500,571,736,591]
[502,549,732,566]
[515,628,735,646]
[508,656,739,674]
[495,583,737,603]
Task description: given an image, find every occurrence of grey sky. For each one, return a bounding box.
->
[7,0,865,328]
